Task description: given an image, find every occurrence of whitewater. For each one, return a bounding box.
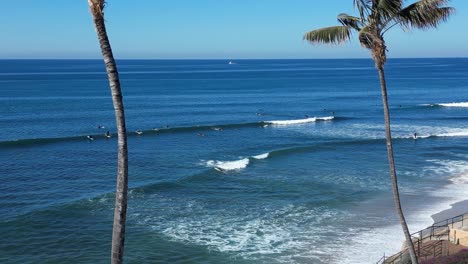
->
[1,58,468,264]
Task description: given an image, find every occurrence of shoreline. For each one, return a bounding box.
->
[432,199,468,224]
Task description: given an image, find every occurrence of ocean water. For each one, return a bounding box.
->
[1,58,468,263]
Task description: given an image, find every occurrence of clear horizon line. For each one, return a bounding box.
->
[0,56,467,60]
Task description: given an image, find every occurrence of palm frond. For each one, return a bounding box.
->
[304,26,352,45]
[378,0,403,20]
[354,0,372,19]
[398,0,454,30]
[337,13,362,31]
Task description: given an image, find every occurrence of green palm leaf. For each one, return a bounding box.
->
[399,0,454,30]
[337,13,362,30]
[303,26,351,45]
[353,0,371,19]
[378,0,403,20]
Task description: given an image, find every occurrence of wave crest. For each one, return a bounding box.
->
[436,102,468,108]
[206,158,250,172]
[206,152,271,172]
[265,116,334,125]
[252,153,269,160]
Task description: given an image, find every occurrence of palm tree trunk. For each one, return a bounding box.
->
[377,65,418,264]
[88,1,129,264]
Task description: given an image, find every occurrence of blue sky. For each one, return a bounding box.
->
[1,0,466,59]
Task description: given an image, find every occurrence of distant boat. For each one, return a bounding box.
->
[228,61,237,65]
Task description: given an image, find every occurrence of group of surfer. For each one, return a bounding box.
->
[87,130,111,141]
[88,110,337,141]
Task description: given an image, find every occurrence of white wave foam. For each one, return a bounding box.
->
[425,158,468,185]
[414,135,431,139]
[156,204,346,263]
[437,131,468,137]
[336,157,468,263]
[206,158,250,172]
[252,153,269,160]
[205,152,271,172]
[437,102,468,107]
[266,116,334,125]
[388,126,468,140]
[398,134,432,140]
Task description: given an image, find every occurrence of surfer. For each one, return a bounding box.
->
[413,133,417,140]
[197,133,205,137]
[135,130,143,135]
[87,135,94,141]
[97,125,105,129]
[105,131,111,138]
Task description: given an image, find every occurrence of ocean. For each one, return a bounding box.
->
[1,58,468,263]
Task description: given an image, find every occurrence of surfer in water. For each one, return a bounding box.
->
[413,133,418,140]
[87,135,94,141]
[105,131,111,138]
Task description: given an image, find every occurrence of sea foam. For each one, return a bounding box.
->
[266,116,334,125]
[437,102,468,108]
[206,152,271,172]
[157,203,346,263]
[206,158,250,172]
[437,131,468,137]
[336,157,468,263]
[252,153,269,160]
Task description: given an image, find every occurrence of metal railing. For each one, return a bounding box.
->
[376,213,468,264]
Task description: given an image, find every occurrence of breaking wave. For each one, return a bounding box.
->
[252,153,269,160]
[265,116,334,125]
[422,102,468,108]
[205,153,271,172]
[206,158,250,172]
[437,102,468,108]
[0,117,338,148]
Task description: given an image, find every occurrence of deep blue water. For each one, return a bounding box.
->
[1,58,468,263]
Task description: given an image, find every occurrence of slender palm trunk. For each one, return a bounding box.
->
[377,65,418,264]
[88,1,129,263]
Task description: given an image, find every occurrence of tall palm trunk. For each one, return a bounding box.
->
[88,1,129,264]
[376,64,418,264]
